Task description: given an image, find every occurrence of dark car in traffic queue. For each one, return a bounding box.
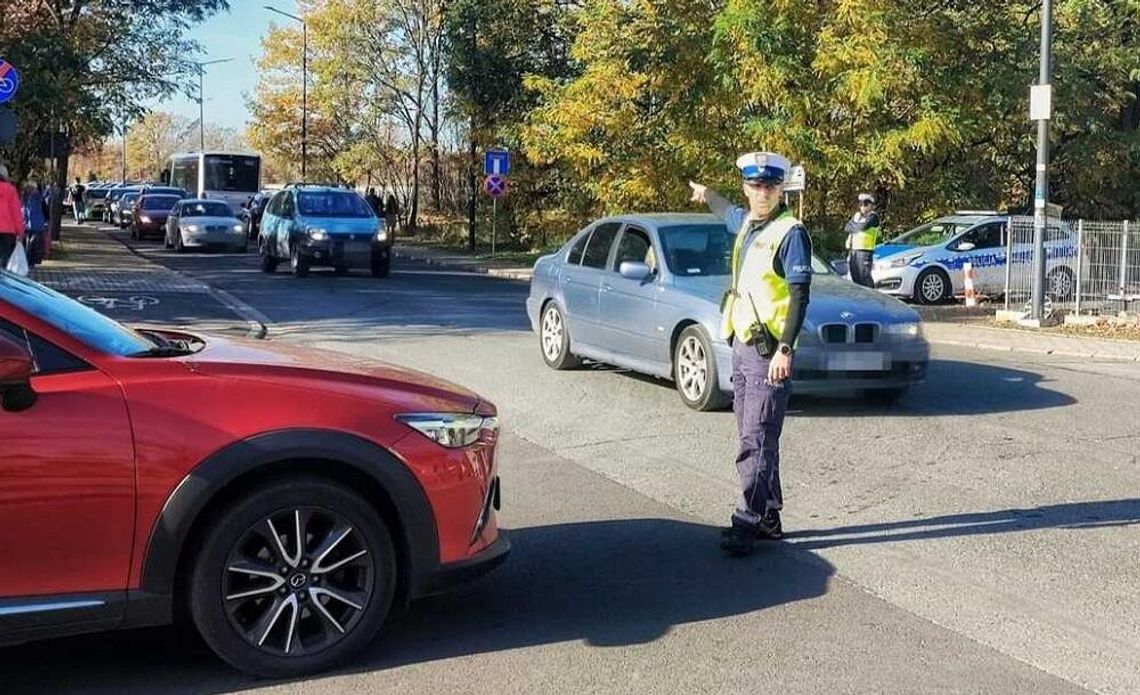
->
[240,191,274,239]
[115,191,142,228]
[105,185,143,225]
[130,193,184,241]
[0,269,508,677]
[258,185,393,278]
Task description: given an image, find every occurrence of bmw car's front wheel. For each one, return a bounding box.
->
[188,476,396,678]
[539,302,581,370]
[674,325,730,411]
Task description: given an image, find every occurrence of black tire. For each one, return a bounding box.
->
[538,301,582,370]
[1047,267,1075,301]
[164,231,174,250]
[259,240,278,273]
[187,476,397,679]
[291,244,310,278]
[914,267,950,305]
[673,325,731,411]
[175,231,186,254]
[370,251,390,278]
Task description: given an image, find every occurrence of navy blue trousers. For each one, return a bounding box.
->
[731,338,790,528]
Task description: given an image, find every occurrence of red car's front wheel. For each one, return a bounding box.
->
[188,476,397,678]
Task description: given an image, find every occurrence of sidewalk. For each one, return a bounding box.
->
[393,243,1140,362]
[393,243,535,281]
[29,225,265,338]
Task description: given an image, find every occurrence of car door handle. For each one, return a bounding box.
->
[602,284,613,293]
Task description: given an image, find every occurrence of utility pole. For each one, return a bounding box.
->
[1030,0,1054,321]
[265,6,308,180]
[191,58,234,152]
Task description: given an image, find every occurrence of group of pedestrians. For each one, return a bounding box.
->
[0,163,56,272]
[364,187,401,236]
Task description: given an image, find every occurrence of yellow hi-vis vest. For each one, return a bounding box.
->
[720,211,799,343]
[845,214,880,251]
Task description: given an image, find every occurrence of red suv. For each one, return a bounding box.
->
[0,271,507,677]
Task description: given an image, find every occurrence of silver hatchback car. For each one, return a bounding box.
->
[526,213,930,411]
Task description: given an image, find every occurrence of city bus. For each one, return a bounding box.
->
[166,151,262,212]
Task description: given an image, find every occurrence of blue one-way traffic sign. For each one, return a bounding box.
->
[484,149,510,176]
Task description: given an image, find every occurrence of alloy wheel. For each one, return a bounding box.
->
[920,273,945,303]
[222,507,374,657]
[677,335,708,402]
[541,307,564,362]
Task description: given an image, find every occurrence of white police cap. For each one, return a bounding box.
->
[736,152,789,184]
[858,192,875,203]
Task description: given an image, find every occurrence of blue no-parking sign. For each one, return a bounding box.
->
[484,149,510,176]
[0,59,20,104]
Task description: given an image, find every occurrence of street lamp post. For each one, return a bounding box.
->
[265,6,308,180]
[191,58,234,152]
[1030,0,1054,321]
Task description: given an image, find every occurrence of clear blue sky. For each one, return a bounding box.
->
[148,2,300,132]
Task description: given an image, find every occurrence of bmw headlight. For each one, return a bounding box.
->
[232,224,244,232]
[886,321,922,338]
[140,215,152,223]
[375,225,388,242]
[307,227,329,241]
[184,224,200,233]
[396,413,499,448]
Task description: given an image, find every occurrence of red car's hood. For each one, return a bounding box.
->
[176,333,485,413]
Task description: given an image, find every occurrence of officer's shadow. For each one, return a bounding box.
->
[368,519,831,665]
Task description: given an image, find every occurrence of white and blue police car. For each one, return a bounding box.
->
[870,211,1078,304]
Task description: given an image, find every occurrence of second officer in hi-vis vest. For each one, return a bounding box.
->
[844,193,880,287]
[689,152,813,556]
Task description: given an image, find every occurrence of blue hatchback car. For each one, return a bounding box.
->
[257,185,392,278]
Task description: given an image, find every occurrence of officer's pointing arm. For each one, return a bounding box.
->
[689,181,746,234]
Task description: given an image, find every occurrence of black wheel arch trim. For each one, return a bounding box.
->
[139,429,440,604]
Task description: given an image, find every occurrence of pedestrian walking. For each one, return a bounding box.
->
[365,187,382,214]
[844,193,880,288]
[688,151,813,556]
[0,165,27,268]
[21,181,47,267]
[69,177,86,223]
[384,192,400,238]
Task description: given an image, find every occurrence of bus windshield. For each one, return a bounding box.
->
[204,155,260,193]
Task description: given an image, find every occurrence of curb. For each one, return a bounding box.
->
[95,226,270,340]
[923,324,1140,362]
[392,247,534,282]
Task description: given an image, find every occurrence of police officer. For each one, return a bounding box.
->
[845,193,880,287]
[689,151,813,556]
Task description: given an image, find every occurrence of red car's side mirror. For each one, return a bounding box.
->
[0,334,37,412]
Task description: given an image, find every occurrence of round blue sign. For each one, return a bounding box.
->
[0,60,20,104]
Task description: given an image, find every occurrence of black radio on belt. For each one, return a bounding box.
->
[748,325,777,357]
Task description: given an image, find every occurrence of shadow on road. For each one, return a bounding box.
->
[602,358,1075,417]
[0,519,832,694]
[785,498,1140,550]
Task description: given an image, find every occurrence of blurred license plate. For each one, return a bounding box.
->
[827,352,889,371]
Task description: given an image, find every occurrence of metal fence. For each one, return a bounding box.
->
[1003,217,1140,318]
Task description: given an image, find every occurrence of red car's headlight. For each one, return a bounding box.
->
[395,413,498,449]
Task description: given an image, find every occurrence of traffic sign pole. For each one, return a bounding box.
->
[492,198,497,257]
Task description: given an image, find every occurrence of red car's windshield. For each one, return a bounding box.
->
[0,271,154,356]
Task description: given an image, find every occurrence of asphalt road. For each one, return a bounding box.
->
[8,229,1140,694]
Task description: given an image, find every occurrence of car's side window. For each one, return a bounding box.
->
[266,192,283,217]
[959,223,1004,250]
[280,193,295,218]
[581,223,621,270]
[611,226,655,273]
[0,319,90,375]
[568,232,591,265]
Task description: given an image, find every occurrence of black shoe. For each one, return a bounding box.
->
[719,526,757,556]
[757,512,783,540]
